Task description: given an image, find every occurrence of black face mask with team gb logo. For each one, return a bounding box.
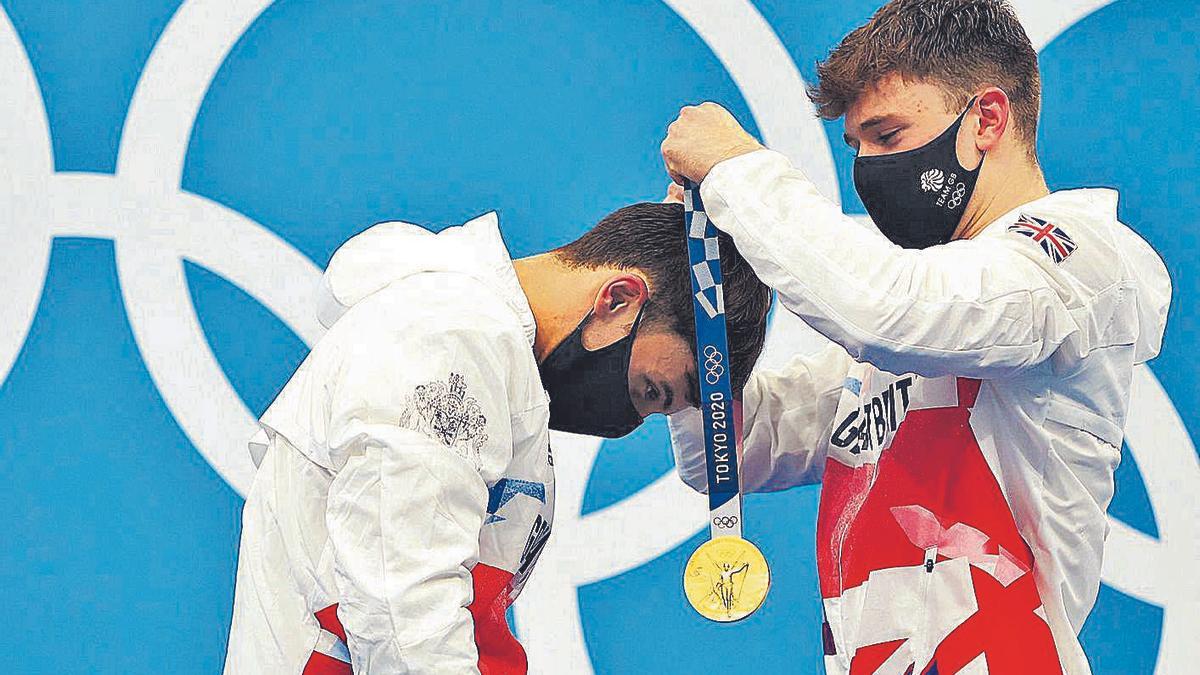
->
[852,97,983,249]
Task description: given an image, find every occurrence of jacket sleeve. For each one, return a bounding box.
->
[670,343,851,492]
[699,149,1100,379]
[318,289,525,673]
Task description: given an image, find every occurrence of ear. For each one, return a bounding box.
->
[591,273,650,319]
[974,87,1011,153]
[581,273,650,350]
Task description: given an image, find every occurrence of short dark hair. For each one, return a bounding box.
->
[810,0,1041,149]
[556,202,773,398]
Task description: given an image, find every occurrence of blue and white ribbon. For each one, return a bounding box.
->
[683,179,743,540]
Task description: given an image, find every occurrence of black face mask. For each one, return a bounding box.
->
[538,309,645,438]
[852,98,983,249]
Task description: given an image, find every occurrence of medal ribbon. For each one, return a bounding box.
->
[682,179,743,540]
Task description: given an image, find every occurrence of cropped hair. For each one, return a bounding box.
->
[556,202,773,396]
[810,0,1041,149]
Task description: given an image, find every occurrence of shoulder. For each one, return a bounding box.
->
[305,273,541,419]
[974,189,1133,300]
[331,273,532,359]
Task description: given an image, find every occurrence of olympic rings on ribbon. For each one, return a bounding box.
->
[703,344,725,384]
[712,515,740,529]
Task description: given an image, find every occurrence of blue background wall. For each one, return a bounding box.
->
[0,1,1194,672]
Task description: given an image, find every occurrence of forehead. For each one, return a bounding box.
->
[844,74,955,132]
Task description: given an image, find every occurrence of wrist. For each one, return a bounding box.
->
[703,141,763,181]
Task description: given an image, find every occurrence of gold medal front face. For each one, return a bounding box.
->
[683,537,771,622]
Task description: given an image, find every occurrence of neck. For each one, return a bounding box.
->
[954,152,1049,240]
[513,254,611,361]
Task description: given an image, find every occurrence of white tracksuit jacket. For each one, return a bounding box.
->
[670,150,1171,675]
[224,214,554,675]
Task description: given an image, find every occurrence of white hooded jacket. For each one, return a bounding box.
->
[670,150,1171,675]
[224,214,554,675]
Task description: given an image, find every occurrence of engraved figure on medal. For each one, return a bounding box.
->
[713,560,750,615]
[683,538,770,622]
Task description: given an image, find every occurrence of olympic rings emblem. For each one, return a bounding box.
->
[712,515,740,529]
[703,344,725,385]
[946,182,967,209]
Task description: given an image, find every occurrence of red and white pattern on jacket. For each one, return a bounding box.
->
[302,564,528,675]
[817,376,1062,674]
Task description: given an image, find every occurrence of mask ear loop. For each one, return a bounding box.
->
[962,94,983,163]
[626,301,647,340]
[619,271,650,331]
[584,294,648,355]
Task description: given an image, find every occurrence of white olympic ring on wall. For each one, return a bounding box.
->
[0,1,1192,674]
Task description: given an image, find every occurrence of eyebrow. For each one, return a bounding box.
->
[843,114,892,148]
[859,114,890,130]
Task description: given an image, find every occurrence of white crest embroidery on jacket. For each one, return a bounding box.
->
[398,372,489,465]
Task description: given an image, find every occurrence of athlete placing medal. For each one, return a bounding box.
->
[680,179,771,623]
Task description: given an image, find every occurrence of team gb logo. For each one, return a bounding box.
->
[921,168,946,193]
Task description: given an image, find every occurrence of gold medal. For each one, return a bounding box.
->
[682,536,771,622]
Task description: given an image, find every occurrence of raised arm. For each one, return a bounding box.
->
[699,149,1099,379]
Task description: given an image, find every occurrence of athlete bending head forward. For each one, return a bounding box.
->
[661,0,1171,673]
[223,203,772,674]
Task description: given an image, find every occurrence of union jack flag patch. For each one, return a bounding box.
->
[1007,213,1077,264]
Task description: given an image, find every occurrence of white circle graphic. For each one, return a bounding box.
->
[0,1,1191,674]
